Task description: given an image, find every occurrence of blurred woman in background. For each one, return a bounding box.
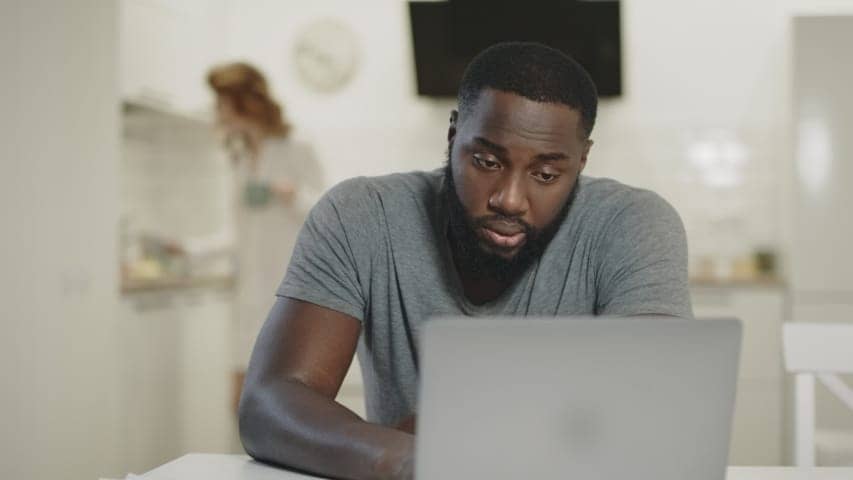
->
[188,62,324,395]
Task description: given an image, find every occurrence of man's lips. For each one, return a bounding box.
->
[480,226,527,249]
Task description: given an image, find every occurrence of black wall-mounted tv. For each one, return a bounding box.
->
[408,0,622,98]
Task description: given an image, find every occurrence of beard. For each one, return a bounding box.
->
[442,156,578,283]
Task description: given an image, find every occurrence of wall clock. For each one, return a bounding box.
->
[293,18,360,93]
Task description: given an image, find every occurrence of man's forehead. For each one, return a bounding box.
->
[460,89,583,142]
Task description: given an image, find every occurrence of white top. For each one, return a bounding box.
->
[134,454,853,480]
[231,138,323,368]
[183,137,324,368]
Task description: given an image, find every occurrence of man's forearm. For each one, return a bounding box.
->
[239,378,414,480]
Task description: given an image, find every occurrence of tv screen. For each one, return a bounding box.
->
[409,0,622,97]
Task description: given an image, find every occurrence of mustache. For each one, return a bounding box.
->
[472,215,534,235]
[447,209,535,236]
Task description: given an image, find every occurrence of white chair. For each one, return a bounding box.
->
[783,323,853,466]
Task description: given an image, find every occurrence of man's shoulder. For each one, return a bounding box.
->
[578,175,660,204]
[575,176,679,221]
[560,176,684,246]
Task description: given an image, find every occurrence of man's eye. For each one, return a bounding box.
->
[474,155,500,170]
[533,171,560,183]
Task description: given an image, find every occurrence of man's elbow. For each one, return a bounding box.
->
[237,385,265,460]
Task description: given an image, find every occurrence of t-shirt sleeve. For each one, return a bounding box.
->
[594,190,693,318]
[276,178,376,322]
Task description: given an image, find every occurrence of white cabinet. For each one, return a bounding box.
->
[691,285,787,465]
[177,289,236,453]
[120,286,236,474]
[791,16,853,293]
[120,292,181,474]
[120,0,228,115]
[793,302,853,326]
[693,286,786,381]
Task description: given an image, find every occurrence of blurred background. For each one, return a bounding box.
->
[2,0,853,478]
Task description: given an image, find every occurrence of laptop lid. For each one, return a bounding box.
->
[415,317,741,480]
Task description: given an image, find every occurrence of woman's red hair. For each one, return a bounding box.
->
[207,62,291,137]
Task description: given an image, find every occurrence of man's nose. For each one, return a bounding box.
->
[488,175,528,217]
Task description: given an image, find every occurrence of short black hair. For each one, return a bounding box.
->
[457,42,598,138]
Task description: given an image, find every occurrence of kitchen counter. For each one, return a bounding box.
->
[121,274,236,294]
[690,276,787,289]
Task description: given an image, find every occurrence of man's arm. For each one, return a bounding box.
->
[238,297,414,480]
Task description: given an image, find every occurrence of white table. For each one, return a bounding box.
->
[136,454,853,479]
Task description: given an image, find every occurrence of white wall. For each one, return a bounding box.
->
[224,0,453,182]
[222,0,853,275]
[0,1,123,478]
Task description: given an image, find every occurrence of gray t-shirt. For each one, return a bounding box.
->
[278,169,692,425]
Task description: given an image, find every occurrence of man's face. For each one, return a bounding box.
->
[447,88,592,267]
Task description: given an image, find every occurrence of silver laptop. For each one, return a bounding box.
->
[415,317,741,480]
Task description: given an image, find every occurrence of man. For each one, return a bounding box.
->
[238,42,692,480]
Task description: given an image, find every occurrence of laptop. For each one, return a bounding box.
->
[415,317,742,480]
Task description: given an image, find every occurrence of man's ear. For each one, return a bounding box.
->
[579,138,593,173]
[447,110,459,143]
